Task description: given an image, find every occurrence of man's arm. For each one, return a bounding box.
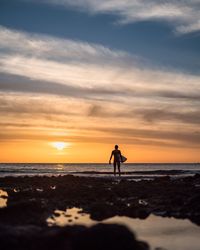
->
[109,151,113,164]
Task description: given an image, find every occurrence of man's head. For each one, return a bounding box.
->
[115,145,118,149]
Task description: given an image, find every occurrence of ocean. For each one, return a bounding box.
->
[0,163,200,179]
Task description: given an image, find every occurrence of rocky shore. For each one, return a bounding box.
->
[0,174,200,249]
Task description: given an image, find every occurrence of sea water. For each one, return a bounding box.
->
[0,163,200,178]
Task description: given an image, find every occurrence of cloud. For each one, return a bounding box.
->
[1,26,200,102]
[96,127,200,147]
[1,72,200,103]
[0,25,128,64]
[29,0,200,34]
[154,89,200,101]
[0,25,133,89]
[176,20,200,34]
[1,26,200,123]
[0,95,75,116]
[0,25,200,150]
[136,108,200,125]
[1,121,199,148]
[0,73,124,101]
[88,104,200,126]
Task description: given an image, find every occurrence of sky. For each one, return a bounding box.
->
[0,0,200,163]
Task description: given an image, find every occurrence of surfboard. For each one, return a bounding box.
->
[121,155,127,163]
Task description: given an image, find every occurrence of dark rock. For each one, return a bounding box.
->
[0,223,149,250]
[0,174,200,245]
[71,223,149,250]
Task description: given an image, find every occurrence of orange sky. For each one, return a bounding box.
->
[0,131,199,163]
[0,92,199,163]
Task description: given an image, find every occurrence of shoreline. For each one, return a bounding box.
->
[0,169,199,179]
[1,162,200,179]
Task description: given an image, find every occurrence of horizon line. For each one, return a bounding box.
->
[0,162,199,165]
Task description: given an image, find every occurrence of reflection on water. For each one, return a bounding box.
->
[0,189,8,208]
[47,207,200,250]
[47,207,93,227]
[106,215,200,250]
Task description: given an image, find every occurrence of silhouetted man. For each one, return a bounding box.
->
[109,145,122,176]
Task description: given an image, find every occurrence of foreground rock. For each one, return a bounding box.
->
[0,223,149,250]
[1,174,200,225]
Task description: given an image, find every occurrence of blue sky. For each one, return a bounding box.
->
[1,0,200,73]
[0,0,200,162]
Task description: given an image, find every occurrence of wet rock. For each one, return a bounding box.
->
[186,194,200,208]
[138,199,148,206]
[0,175,200,226]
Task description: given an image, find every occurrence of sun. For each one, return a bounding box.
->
[51,142,69,151]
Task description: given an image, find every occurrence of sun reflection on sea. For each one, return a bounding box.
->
[55,164,64,170]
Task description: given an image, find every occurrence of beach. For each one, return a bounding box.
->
[1,0,200,249]
[0,174,200,249]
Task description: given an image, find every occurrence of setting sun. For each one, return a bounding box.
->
[51,142,70,151]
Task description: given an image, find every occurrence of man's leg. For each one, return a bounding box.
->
[117,162,121,176]
[113,161,116,176]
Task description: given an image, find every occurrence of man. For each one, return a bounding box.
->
[109,145,123,176]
